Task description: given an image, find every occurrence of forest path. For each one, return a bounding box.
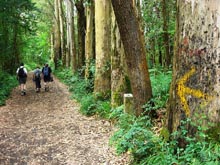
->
[0,73,129,165]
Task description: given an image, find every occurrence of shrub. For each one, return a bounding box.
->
[0,71,18,105]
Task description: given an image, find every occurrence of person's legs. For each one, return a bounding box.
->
[23,78,27,95]
[36,79,41,92]
[44,76,50,91]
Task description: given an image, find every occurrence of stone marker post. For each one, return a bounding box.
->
[124,93,134,115]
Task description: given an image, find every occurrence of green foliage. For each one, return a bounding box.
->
[142,0,176,67]
[110,115,220,164]
[110,115,162,161]
[0,0,37,72]
[0,71,18,106]
[143,68,172,114]
[55,68,111,118]
[207,124,220,142]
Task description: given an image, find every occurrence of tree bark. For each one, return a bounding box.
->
[167,0,220,138]
[111,0,152,116]
[58,0,66,66]
[65,0,76,71]
[111,9,127,108]
[85,0,95,80]
[75,0,86,72]
[94,0,111,98]
[162,0,171,68]
[53,0,61,69]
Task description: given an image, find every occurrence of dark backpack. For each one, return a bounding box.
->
[43,67,49,76]
[18,68,27,78]
[35,70,41,79]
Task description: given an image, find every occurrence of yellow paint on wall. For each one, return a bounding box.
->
[177,67,210,116]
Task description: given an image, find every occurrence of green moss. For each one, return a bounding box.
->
[94,90,111,101]
[160,127,170,141]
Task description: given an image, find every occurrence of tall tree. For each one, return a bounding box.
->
[162,0,171,68]
[65,0,76,70]
[58,0,66,66]
[94,0,111,98]
[111,9,127,108]
[85,0,95,80]
[53,0,61,69]
[111,0,152,116]
[75,0,86,72]
[167,0,220,141]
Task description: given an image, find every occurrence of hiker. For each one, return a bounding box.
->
[33,66,42,92]
[16,63,28,96]
[42,63,52,91]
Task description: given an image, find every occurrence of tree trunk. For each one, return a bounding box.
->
[167,0,220,138]
[162,0,171,68]
[50,32,54,62]
[71,1,77,73]
[111,9,127,108]
[75,0,86,72]
[111,0,152,116]
[64,0,70,67]
[58,0,66,66]
[94,0,111,98]
[53,0,61,69]
[65,0,76,71]
[85,0,95,80]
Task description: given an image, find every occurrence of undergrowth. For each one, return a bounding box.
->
[55,67,220,164]
[0,71,18,106]
[55,68,111,118]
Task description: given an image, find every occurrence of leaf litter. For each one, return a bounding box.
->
[0,74,130,165]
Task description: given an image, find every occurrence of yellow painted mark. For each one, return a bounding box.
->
[177,67,210,116]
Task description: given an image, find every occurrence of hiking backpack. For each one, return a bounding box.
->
[43,67,49,76]
[18,68,27,78]
[35,70,41,79]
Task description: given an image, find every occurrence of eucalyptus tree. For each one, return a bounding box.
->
[58,0,66,66]
[94,0,112,98]
[64,0,76,69]
[167,0,220,144]
[53,0,61,69]
[75,0,86,72]
[111,0,152,116]
[85,0,95,80]
[111,9,127,108]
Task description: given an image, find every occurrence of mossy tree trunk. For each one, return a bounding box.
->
[111,9,127,108]
[94,0,111,98]
[167,0,220,140]
[111,0,152,116]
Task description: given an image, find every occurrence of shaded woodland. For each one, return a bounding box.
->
[1,0,220,164]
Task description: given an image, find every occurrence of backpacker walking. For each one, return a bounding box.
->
[33,66,42,92]
[16,63,28,96]
[42,63,52,91]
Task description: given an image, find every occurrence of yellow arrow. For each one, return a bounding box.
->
[177,67,210,116]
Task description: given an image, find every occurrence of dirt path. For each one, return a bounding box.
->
[0,74,129,165]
